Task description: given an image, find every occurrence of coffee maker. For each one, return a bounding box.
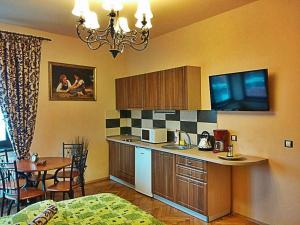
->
[213,129,230,153]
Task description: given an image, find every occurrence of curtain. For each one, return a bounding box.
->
[0,31,42,159]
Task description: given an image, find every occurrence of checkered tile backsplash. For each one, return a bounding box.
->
[106,110,217,145]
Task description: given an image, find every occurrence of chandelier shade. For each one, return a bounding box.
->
[72,0,153,58]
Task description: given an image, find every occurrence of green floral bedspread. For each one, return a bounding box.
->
[0,193,164,225]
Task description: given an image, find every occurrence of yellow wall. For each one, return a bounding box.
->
[0,23,126,182]
[1,0,300,224]
[122,0,300,224]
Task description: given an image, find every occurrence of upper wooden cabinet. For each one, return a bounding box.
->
[116,75,144,109]
[115,66,201,110]
[143,72,165,109]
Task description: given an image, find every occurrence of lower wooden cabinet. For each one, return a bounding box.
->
[175,175,190,208]
[108,140,231,220]
[152,150,175,201]
[108,141,135,185]
[175,155,231,218]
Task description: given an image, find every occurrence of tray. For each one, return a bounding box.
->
[217,152,244,160]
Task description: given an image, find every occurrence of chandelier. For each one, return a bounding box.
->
[72,0,153,58]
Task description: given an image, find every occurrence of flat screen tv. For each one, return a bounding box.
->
[209,69,269,111]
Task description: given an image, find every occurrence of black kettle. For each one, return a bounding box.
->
[198,131,214,150]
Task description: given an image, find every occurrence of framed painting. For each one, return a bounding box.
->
[49,62,96,101]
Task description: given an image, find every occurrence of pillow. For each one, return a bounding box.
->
[28,205,58,225]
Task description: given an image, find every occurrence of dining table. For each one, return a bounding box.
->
[16,157,72,191]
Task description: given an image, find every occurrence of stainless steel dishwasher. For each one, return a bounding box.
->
[135,147,153,197]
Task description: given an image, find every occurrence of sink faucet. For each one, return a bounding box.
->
[176,129,192,148]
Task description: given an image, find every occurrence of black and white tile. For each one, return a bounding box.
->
[106,109,218,145]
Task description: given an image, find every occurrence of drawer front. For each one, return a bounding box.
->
[176,155,206,171]
[176,165,207,182]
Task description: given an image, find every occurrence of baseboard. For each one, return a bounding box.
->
[153,194,209,222]
[85,177,109,185]
[110,175,135,189]
[233,212,270,225]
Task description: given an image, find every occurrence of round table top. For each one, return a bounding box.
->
[16,157,72,172]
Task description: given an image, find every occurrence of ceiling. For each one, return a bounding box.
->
[0,0,257,38]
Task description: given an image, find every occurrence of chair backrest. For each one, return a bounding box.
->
[68,150,88,188]
[0,149,10,163]
[62,143,84,158]
[0,161,20,198]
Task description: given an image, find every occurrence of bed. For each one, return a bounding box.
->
[0,193,164,225]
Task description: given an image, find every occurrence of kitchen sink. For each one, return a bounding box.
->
[122,138,138,143]
[162,144,191,150]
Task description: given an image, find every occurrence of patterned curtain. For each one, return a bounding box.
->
[0,31,42,159]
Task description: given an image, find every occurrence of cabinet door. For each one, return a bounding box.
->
[188,179,207,214]
[175,175,189,208]
[163,67,187,109]
[109,142,120,178]
[119,143,135,185]
[152,151,165,197]
[163,152,174,200]
[143,72,165,109]
[115,78,128,110]
[128,75,144,108]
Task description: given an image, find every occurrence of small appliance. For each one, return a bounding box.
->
[198,131,213,150]
[213,129,230,153]
[141,128,167,143]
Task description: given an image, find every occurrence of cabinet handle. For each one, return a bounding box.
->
[187,161,192,165]
[160,153,164,156]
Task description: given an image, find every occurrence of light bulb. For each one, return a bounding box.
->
[118,17,130,33]
[84,11,100,29]
[72,0,90,17]
[103,0,123,11]
[135,0,153,20]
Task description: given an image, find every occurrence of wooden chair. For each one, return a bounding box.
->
[0,161,44,215]
[56,143,87,196]
[47,150,88,200]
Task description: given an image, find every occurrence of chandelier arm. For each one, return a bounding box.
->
[87,40,111,50]
[121,30,150,51]
[123,40,149,51]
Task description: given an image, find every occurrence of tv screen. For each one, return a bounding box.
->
[209,69,269,111]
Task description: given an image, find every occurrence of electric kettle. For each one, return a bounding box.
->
[198,131,213,150]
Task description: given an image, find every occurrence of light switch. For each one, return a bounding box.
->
[231,135,237,142]
[284,140,293,148]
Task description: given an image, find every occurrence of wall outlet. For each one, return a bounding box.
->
[231,135,237,142]
[284,140,293,148]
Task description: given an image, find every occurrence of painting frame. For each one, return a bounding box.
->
[49,62,96,101]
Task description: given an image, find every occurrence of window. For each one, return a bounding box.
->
[0,110,11,147]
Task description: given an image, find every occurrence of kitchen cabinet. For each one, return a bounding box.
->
[128,75,144,109]
[115,66,201,110]
[115,75,144,110]
[163,67,187,109]
[143,72,165,109]
[108,141,135,185]
[175,156,207,214]
[152,150,175,201]
[115,78,128,110]
[175,155,230,218]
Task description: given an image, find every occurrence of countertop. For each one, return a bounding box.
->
[106,135,268,166]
